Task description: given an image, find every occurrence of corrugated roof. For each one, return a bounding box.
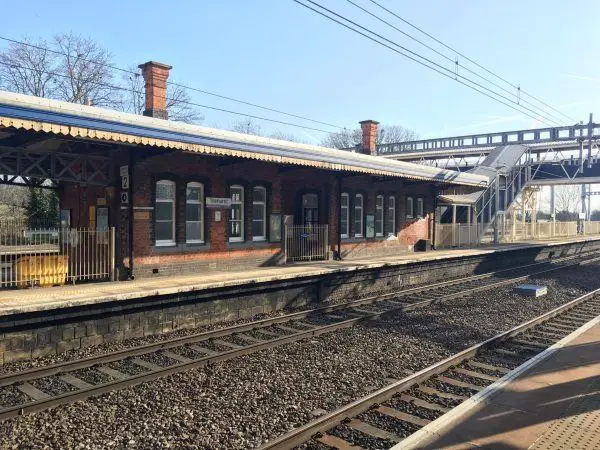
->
[0,91,489,187]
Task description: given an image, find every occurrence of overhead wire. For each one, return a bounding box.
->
[0,60,335,134]
[365,0,577,124]
[295,0,562,127]
[344,0,569,126]
[0,35,342,131]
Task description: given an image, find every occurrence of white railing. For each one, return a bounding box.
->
[434,223,487,249]
[284,225,329,262]
[436,220,600,248]
[0,223,115,288]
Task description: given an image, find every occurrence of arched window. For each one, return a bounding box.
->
[340,192,349,238]
[155,180,176,246]
[354,194,364,238]
[406,196,414,219]
[375,195,384,237]
[387,196,396,236]
[252,186,267,241]
[229,185,244,242]
[186,182,204,243]
[417,197,424,218]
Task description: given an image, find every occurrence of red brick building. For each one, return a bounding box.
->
[0,62,488,279]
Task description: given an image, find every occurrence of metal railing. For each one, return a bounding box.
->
[435,221,600,248]
[284,225,329,262]
[0,223,115,288]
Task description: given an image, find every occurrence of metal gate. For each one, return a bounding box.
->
[284,225,329,262]
[0,221,116,288]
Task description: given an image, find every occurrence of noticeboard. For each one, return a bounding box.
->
[270,213,282,242]
[365,213,375,238]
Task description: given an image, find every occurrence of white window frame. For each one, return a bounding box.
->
[387,196,396,236]
[354,193,364,238]
[375,195,384,237]
[252,186,267,242]
[340,192,349,238]
[406,196,414,219]
[229,185,244,243]
[186,182,204,244]
[155,179,176,246]
[417,197,424,218]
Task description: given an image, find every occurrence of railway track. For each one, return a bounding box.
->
[258,287,600,450]
[0,252,597,422]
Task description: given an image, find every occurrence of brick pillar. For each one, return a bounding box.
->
[359,120,379,156]
[138,61,172,119]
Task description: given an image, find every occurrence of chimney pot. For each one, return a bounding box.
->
[359,120,379,156]
[138,61,173,120]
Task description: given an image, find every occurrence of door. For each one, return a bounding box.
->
[302,193,319,227]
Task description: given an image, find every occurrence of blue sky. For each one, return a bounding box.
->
[2,0,599,144]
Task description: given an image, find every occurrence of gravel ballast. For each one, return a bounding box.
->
[0,263,599,449]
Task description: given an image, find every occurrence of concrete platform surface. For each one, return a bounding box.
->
[0,235,596,317]
[402,313,600,449]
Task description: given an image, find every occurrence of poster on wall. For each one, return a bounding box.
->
[270,213,282,242]
[366,214,375,238]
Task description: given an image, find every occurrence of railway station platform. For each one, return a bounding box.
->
[0,235,599,364]
[398,313,600,449]
[0,235,598,317]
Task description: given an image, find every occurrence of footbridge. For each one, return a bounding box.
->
[383,118,600,247]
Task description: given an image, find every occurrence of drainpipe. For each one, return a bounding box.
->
[336,174,343,260]
[128,150,135,279]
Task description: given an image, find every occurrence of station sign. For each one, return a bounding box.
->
[206,197,231,209]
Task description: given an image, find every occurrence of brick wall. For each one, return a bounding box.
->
[110,148,444,275]
[336,177,434,258]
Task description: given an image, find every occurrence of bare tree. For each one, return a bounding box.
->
[0,33,120,107]
[554,185,581,213]
[230,118,307,143]
[121,65,202,123]
[322,124,418,150]
[231,118,262,135]
[52,32,119,107]
[0,37,56,97]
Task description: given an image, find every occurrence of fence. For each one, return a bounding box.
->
[284,225,329,262]
[0,223,115,288]
[435,221,600,248]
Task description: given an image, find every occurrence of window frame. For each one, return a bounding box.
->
[185,181,204,244]
[252,186,267,242]
[155,179,176,246]
[375,195,384,237]
[354,193,364,238]
[387,196,396,236]
[417,197,424,218]
[406,196,414,220]
[229,185,245,243]
[340,192,349,239]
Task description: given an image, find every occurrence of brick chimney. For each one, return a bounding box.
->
[138,61,172,119]
[359,120,379,156]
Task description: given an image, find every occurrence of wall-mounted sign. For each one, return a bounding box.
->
[365,214,375,238]
[119,165,129,177]
[121,175,129,189]
[206,197,232,209]
[120,191,129,205]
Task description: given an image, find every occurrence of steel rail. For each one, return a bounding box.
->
[0,253,597,421]
[257,288,600,450]
[0,252,590,387]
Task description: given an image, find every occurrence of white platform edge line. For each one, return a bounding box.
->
[391,310,600,450]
